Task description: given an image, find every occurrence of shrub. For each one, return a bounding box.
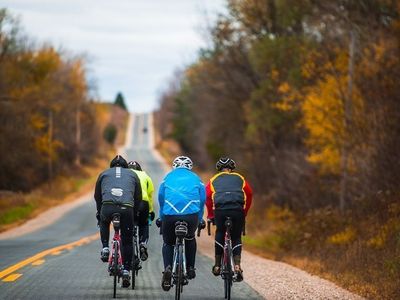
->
[103,123,117,145]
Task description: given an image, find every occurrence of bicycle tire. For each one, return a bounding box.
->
[224,247,233,299]
[132,227,139,290]
[113,242,119,298]
[175,244,183,300]
[131,262,136,290]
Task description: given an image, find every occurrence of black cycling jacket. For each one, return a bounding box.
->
[94,166,142,211]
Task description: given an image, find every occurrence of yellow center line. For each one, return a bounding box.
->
[3,273,22,282]
[31,259,45,266]
[0,233,98,280]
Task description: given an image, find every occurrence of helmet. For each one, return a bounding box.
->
[216,157,236,171]
[172,156,193,170]
[128,160,142,171]
[110,155,128,168]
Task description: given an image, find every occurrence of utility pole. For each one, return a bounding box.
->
[339,28,355,212]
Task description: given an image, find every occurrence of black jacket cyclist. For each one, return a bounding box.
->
[94,155,142,288]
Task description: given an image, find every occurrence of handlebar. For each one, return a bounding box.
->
[207,218,213,236]
[206,218,246,236]
[197,220,206,237]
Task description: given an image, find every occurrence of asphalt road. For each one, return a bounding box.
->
[0,113,263,299]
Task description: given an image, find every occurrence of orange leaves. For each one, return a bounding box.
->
[34,133,63,161]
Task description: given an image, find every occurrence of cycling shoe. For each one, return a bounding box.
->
[161,266,172,291]
[100,247,109,262]
[122,270,131,288]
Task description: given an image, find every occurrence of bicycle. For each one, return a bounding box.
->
[156,218,204,300]
[108,213,124,298]
[131,223,141,290]
[208,217,244,300]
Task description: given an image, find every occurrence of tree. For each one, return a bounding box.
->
[114,92,127,111]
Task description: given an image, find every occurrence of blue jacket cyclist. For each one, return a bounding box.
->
[158,155,206,291]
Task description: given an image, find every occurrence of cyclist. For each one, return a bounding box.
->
[158,155,206,291]
[94,155,142,288]
[128,160,155,261]
[205,157,253,282]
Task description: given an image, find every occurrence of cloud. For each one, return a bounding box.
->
[2,0,226,112]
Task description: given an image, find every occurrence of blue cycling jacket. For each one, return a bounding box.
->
[158,168,206,220]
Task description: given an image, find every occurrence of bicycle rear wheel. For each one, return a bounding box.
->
[223,251,233,299]
[132,228,139,290]
[113,243,119,298]
[175,245,183,300]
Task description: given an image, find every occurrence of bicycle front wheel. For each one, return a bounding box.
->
[224,276,232,300]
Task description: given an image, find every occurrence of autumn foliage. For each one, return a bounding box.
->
[155,1,400,298]
[0,9,100,191]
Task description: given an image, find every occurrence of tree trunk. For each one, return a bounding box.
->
[339,28,355,212]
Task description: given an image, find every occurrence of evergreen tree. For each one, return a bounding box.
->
[114,92,127,110]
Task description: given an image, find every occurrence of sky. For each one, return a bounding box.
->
[1,0,226,112]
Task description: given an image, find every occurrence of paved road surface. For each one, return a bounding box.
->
[0,113,263,299]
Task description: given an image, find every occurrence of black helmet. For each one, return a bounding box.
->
[216,157,236,171]
[128,160,142,171]
[110,155,128,168]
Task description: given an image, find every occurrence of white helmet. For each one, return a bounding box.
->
[172,156,193,170]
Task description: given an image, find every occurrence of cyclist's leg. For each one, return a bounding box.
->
[99,204,113,261]
[120,206,134,272]
[182,213,198,279]
[161,215,176,269]
[230,209,245,280]
[213,210,226,274]
[161,215,175,291]
[138,201,149,243]
[137,201,149,260]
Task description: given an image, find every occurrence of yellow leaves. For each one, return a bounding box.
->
[274,81,300,112]
[30,114,46,130]
[327,226,356,245]
[367,218,400,249]
[278,82,290,94]
[34,134,63,160]
[308,147,340,174]
[301,49,365,176]
[270,69,279,81]
[302,74,345,174]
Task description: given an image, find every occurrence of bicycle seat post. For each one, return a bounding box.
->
[112,213,121,231]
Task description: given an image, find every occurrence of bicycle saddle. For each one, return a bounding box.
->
[111,213,121,230]
[175,221,188,237]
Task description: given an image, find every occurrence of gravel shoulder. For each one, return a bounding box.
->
[197,232,364,300]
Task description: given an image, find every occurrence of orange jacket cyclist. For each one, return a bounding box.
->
[205,157,252,282]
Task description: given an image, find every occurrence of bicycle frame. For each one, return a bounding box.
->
[207,217,236,300]
[109,214,123,298]
[172,221,189,300]
[109,223,123,275]
[172,235,187,279]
